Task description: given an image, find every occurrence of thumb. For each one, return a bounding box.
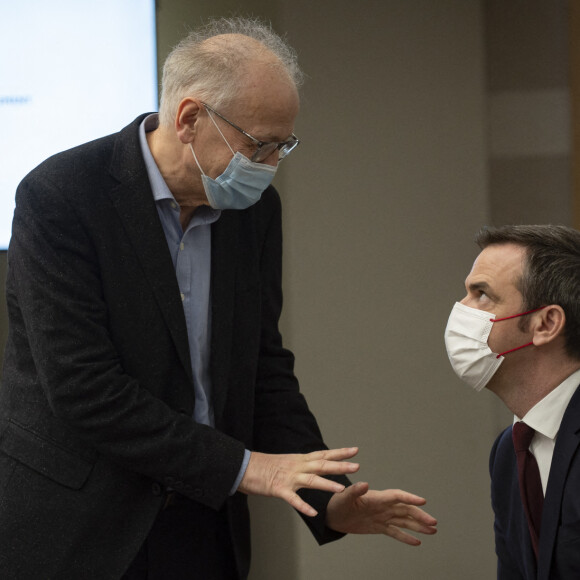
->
[345,481,369,498]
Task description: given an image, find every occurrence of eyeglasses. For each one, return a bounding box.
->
[202,102,300,163]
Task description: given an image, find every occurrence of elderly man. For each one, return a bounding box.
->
[0,17,436,580]
[445,224,580,579]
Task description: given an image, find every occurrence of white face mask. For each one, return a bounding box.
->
[444,302,543,392]
[444,302,503,391]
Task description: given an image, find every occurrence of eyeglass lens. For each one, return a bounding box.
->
[252,138,299,163]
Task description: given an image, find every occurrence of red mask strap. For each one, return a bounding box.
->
[496,342,534,359]
[492,306,546,359]
[490,306,546,323]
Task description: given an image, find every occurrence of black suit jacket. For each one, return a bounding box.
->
[489,384,580,579]
[0,115,344,579]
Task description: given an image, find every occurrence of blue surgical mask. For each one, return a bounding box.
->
[190,145,276,210]
[189,111,277,210]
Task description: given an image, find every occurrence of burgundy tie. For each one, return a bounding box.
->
[512,421,544,559]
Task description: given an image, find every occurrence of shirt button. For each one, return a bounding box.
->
[180,293,185,302]
[180,242,185,251]
[171,201,177,209]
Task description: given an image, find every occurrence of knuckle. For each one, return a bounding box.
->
[305,473,317,488]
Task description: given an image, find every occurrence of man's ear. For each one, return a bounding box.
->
[175,98,203,144]
[532,305,566,347]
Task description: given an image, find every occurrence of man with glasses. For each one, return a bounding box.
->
[0,18,436,580]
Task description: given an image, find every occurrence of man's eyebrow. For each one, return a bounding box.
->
[467,281,499,301]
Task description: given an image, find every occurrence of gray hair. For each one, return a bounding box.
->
[158,17,304,127]
[475,224,580,361]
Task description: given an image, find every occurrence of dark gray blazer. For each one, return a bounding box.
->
[490,384,580,579]
[0,115,344,579]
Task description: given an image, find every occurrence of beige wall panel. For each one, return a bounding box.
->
[489,89,571,157]
[271,1,498,579]
[485,0,569,91]
[490,156,573,226]
[485,0,572,229]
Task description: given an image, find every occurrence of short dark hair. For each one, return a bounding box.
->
[475,224,580,361]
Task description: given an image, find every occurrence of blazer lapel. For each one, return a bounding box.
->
[106,117,192,381]
[537,385,580,580]
[210,211,239,426]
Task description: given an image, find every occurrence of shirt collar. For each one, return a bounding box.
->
[139,114,174,203]
[138,114,221,222]
[516,368,580,439]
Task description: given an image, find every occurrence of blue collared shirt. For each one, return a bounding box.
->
[139,114,249,491]
[140,114,219,426]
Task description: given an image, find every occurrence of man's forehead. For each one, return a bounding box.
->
[467,243,526,288]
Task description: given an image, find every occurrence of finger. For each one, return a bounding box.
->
[386,489,428,506]
[384,525,423,547]
[390,504,437,526]
[296,473,346,494]
[405,505,438,526]
[386,515,438,535]
[305,458,360,477]
[342,481,369,498]
[307,447,359,462]
[281,490,319,518]
[380,504,438,528]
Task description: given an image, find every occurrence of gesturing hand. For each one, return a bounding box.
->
[238,447,360,517]
[326,482,438,546]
